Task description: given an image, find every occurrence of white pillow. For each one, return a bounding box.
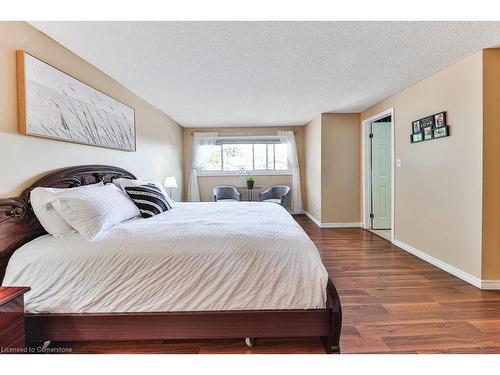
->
[113,178,176,206]
[52,183,140,241]
[30,182,104,237]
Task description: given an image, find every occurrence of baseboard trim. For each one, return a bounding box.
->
[302,216,499,290]
[304,211,322,227]
[392,239,483,289]
[481,280,500,290]
[321,222,363,228]
[303,211,361,229]
[368,229,392,241]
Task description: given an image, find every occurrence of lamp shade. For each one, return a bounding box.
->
[164,176,178,189]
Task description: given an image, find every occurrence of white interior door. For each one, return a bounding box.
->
[371,121,392,229]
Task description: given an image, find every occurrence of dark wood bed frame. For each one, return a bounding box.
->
[0,165,342,353]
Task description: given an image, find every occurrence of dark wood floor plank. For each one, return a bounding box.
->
[468,320,500,336]
[54,215,500,354]
[198,338,325,354]
[68,340,200,354]
[355,321,485,339]
[382,334,498,351]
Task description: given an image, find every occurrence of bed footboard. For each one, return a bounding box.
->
[321,278,342,353]
[25,278,342,354]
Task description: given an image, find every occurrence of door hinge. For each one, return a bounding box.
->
[370,213,374,218]
[369,133,374,138]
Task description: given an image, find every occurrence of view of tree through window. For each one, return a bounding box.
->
[203,145,222,171]
[223,144,253,171]
[201,142,289,172]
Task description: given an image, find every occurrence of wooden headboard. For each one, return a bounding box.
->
[0,165,136,282]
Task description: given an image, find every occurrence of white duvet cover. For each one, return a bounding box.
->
[3,202,328,313]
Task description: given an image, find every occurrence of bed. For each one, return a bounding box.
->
[0,165,342,353]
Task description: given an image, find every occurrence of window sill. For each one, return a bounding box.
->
[198,171,292,177]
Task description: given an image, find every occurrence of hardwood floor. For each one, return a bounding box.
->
[52,215,500,354]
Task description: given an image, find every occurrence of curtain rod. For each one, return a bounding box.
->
[189,130,297,136]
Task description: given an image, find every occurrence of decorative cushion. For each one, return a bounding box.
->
[113,178,175,206]
[52,183,140,241]
[125,184,172,218]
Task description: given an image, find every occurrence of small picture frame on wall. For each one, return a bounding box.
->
[420,115,435,129]
[411,132,423,143]
[423,126,433,140]
[433,126,449,139]
[410,111,449,144]
[434,112,446,128]
[412,120,421,134]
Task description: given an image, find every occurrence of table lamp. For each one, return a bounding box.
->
[164,176,178,198]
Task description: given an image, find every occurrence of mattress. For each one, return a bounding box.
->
[3,202,328,313]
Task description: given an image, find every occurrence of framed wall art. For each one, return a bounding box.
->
[412,120,421,134]
[411,132,423,143]
[420,115,434,129]
[434,111,446,128]
[410,111,449,144]
[433,126,449,138]
[17,51,136,151]
[423,126,433,140]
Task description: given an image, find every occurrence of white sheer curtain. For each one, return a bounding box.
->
[277,130,303,214]
[188,132,219,202]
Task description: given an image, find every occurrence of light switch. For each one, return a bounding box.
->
[396,159,402,168]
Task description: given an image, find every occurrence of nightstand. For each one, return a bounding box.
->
[0,287,30,354]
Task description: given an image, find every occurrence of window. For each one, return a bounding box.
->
[200,138,289,173]
[222,143,253,171]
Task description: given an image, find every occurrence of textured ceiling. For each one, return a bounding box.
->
[31,22,500,127]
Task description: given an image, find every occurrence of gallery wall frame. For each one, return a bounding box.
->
[410,111,449,144]
[16,51,136,151]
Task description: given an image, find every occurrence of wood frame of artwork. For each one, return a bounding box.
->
[16,51,136,152]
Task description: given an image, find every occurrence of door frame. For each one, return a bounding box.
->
[361,108,395,242]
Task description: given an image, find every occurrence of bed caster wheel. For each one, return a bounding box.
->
[245,337,256,347]
[331,345,341,354]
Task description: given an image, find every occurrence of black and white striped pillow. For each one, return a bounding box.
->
[125,184,172,218]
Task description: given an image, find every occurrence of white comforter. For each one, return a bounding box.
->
[3,202,328,313]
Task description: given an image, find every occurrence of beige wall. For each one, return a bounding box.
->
[304,114,361,224]
[321,113,361,223]
[482,49,500,280]
[0,22,184,200]
[304,116,322,221]
[182,126,306,202]
[361,51,483,279]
